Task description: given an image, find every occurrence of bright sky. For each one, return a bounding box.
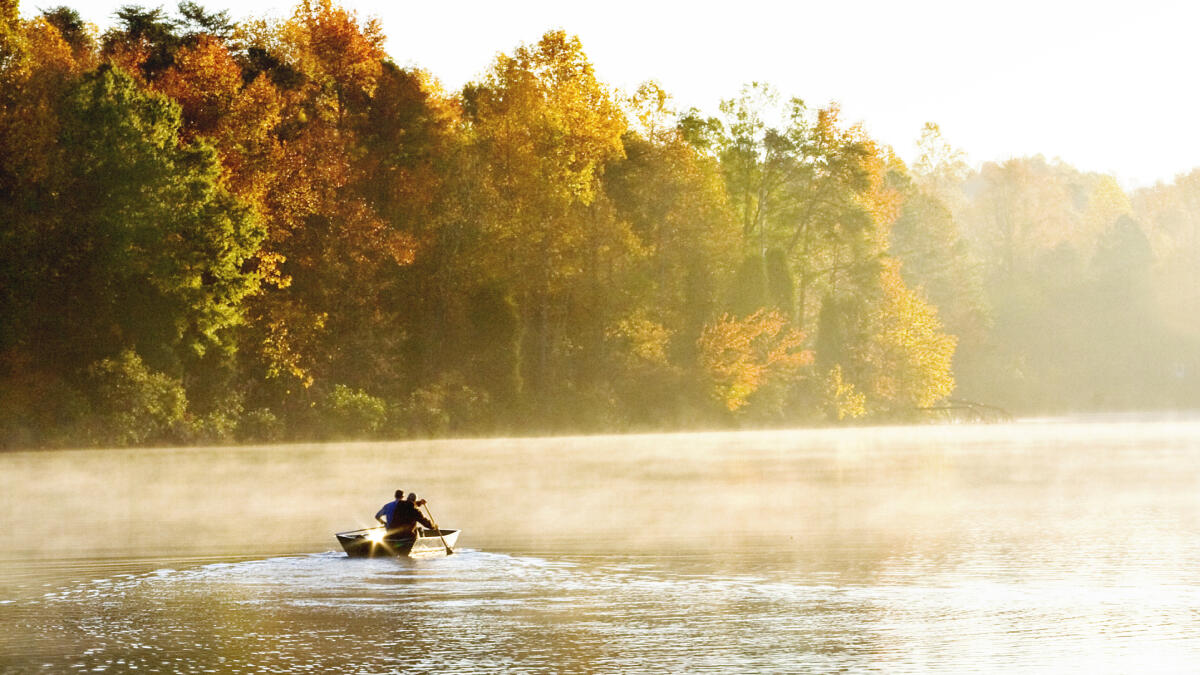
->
[36,0,1200,187]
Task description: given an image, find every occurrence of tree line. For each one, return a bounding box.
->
[0,0,1193,447]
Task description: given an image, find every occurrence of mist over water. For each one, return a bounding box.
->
[5,418,1200,671]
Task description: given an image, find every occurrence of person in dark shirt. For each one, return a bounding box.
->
[388,493,432,539]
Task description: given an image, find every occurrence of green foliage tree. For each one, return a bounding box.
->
[324,384,387,439]
[39,6,93,56]
[52,65,264,371]
[86,350,187,446]
[891,154,987,400]
[600,83,737,423]
[466,282,523,414]
[603,82,735,363]
[0,62,264,446]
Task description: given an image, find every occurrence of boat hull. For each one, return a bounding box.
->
[336,527,460,558]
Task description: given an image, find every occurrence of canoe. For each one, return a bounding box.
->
[335,526,460,558]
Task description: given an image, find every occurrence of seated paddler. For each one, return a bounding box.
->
[376,489,432,539]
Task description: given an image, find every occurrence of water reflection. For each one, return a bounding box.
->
[3,419,1200,671]
[8,548,1200,672]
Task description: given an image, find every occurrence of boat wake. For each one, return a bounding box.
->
[10,548,1200,673]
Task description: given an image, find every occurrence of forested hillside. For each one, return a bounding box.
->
[1,0,1195,447]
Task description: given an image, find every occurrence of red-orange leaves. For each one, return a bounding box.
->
[158,35,242,138]
[290,0,384,125]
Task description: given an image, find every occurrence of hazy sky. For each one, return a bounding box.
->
[34,0,1200,187]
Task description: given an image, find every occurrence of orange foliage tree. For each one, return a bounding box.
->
[698,310,812,413]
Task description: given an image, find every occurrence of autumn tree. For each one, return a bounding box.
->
[912,123,968,214]
[228,1,429,429]
[685,85,954,416]
[863,262,957,409]
[891,147,987,400]
[601,82,738,423]
[22,1,1192,440]
[1133,169,1200,340]
[697,310,811,416]
[459,30,629,421]
[0,59,264,444]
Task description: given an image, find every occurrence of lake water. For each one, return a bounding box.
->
[4,419,1200,672]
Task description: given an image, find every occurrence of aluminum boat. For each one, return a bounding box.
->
[335,526,460,558]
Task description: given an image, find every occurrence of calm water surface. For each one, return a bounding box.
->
[3,419,1200,672]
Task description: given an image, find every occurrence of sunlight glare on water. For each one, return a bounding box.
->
[4,418,1200,671]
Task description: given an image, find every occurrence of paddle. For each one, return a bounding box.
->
[422,503,454,555]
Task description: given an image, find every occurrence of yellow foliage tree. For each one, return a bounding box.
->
[607,314,673,368]
[823,365,865,421]
[461,30,631,401]
[465,30,627,270]
[1082,174,1133,252]
[865,261,957,408]
[1,15,87,187]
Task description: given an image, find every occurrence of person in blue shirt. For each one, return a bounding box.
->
[375,489,405,527]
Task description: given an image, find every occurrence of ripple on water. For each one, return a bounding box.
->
[8,421,1200,672]
[4,549,1200,673]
